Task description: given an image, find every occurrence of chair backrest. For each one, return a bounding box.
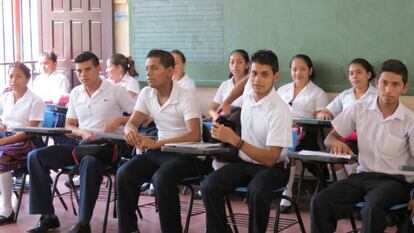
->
[287,130,298,153]
[42,104,68,128]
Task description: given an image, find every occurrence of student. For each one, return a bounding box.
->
[117,49,202,233]
[277,54,328,213]
[317,58,377,156]
[0,63,44,224]
[208,49,250,121]
[29,51,69,103]
[201,50,292,233]
[311,59,414,233]
[26,51,135,233]
[171,49,197,92]
[106,53,140,98]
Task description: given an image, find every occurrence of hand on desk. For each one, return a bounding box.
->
[211,122,239,147]
[316,111,333,120]
[80,129,95,140]
[329,140,353,155]
[124,129,160,151]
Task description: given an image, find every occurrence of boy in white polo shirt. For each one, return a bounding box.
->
[27,51,135,233]
[311,59,414,233]
[117,49,202,233]
[201,50,292,233]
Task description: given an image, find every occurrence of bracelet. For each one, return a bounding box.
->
[236,138,244,149]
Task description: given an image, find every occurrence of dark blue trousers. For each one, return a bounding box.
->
[27,144,105,222]
[311,172,411,233]
[116,149,200,233]
[201,162,289,233]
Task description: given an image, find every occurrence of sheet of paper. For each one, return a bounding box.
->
[298,150,352,159]
[164,142,222,149]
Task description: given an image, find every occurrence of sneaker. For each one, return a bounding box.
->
[27,215,60,233]
[64,176,80,189]
[0,211,15,225]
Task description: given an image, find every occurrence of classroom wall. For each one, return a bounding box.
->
[114,0,414,116]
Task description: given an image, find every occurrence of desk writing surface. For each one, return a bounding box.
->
[293,118,331,126]
[14,127,71,135]
[288,151,352,163]
[399,165,414,172]
[162,145,230,155]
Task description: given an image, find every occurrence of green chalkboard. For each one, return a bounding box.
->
[131,0,414,95]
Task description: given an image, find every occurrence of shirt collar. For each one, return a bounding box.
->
[368,97,405,121]
[248,86,277,107]
[149,81,180,105]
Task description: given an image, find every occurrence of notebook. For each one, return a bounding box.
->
[298,150,352,159]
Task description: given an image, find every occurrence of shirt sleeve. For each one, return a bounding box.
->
[66,89,78,120]
[331,102,357,137]
[116,85,136,114]
[29,97,45,122]
[134,87,150,115]
[212,81,226,104]
[326,91,345,117]
[126,78,140,95]
[315,88,329,111]
[266,105,293,148]
[180,89,201,122]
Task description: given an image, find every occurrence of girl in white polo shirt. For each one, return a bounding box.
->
[277,54,329,213]
[208,49,250,121]
[171,50,197,92]
[106,53,140,98]
[0,63,44,224]
[29,51,69,104]
[316,58,377,180]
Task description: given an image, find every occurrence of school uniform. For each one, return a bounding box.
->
[326,85,377,117]
[311,98,414,233]
[277,81,328,151]
[201,87,293,233]
[29,70,69,103]
[107,72,140,97]
[277,81,329,118]
[213,76,243,107]
[116,81,202,233]
[0,89,44,170]
[28,79,135,222]
[175,73,197,92]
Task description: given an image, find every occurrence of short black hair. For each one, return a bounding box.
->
[74,51,100,66]
[146,49,175,69]
[290,54,315,79]
[171,50,186,63]
[377,59,408,85]
[349,58,375,81]
[40,51,58,63]
[9,62,31,79]
[250,49,279,73]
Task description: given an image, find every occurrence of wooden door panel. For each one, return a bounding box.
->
[39,0,112,89]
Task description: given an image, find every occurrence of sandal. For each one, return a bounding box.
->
[0,211,15,225]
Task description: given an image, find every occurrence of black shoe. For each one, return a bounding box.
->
[64,179,80,189]
[68,221,91,233]
[0,211,15,225]
[27,215,60,233]
[279,204,292,214]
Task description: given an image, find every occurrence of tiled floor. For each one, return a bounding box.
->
[2,176,397,233]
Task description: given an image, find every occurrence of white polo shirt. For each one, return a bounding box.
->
[175,74,197,93]
[332,98,414,182]
[134,81,201,140]
[213,77,243,107]
[238,87,293,164]
[277,81,329,119]
[107,72,140,97]
[29,70,69,103]
[66,79,135,133]
[1,89,45,130]
[326,85,377,118]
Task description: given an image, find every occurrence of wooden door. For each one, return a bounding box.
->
[38,0,113,88]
